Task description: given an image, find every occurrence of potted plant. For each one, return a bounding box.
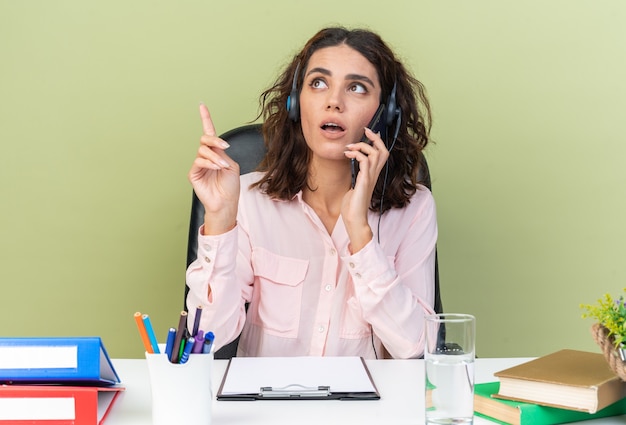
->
[581,289,626,380]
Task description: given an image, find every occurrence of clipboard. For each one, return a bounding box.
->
[216,356,380,401]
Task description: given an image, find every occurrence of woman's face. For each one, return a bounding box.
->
[299,44,382,165]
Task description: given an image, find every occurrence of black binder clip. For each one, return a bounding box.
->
[259,384,331,398]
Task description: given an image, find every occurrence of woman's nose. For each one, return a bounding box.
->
[325,89,343,111]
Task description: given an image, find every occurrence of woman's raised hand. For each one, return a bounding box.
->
[188,104,240,235]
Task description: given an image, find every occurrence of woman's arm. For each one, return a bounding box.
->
[185,222,254,352]
[346,188,438,358]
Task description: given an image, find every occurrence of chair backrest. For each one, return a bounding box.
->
[184,123,442,358]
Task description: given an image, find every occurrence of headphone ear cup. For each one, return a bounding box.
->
[287,92,299,122]
[286,63,301,122]
[386,82,402,146]
[386,82,398,127]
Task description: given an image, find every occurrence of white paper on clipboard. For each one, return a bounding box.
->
[218,356,379,399]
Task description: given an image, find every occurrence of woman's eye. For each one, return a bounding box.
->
[349,83,367,94]
[310,78,328,89]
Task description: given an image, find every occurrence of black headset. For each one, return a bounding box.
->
[286,64,402,147]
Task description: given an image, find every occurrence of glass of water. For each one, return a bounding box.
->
[424,313,476,425]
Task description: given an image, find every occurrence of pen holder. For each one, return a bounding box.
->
[146,349,213,425]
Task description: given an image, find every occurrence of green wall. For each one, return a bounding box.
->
[1,1,625,359]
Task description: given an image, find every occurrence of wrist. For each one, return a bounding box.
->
[202,211,237,236]
[347,225,373,254]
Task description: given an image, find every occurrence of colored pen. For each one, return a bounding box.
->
[170,310,188,363]
[142,314,160,354]
[164,327,176,359]
[178,338,186,362]
[134,312,153,354]
[192,330,205,353]
[179,336,195,364]
[202,331,215,354]
[192,305,203,337]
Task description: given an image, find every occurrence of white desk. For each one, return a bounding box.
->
[105,358,626,425]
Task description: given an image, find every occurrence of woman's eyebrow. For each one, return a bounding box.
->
[346,74,375,88]
[306,67,376,88]
[306,67,331,77]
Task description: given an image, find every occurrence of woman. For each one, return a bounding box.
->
[186,27,437,359]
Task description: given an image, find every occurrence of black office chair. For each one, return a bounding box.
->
[184,123,443,359]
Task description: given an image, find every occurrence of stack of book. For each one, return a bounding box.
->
[474,349,626,425]
[0,337,124,425]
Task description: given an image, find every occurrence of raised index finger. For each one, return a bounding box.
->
[199,103,217,136]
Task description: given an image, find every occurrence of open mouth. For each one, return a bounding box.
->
[321,122,345,132]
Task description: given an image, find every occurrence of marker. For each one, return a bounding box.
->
[178,338,186,362]
[192,306,203,337]
[142,314,160,354]
[170,310,188,363]
[192,330,205,353]
[134,312,153,354]
[179,336,195,364]
[164,327,176,359]
[202,331,215,354]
